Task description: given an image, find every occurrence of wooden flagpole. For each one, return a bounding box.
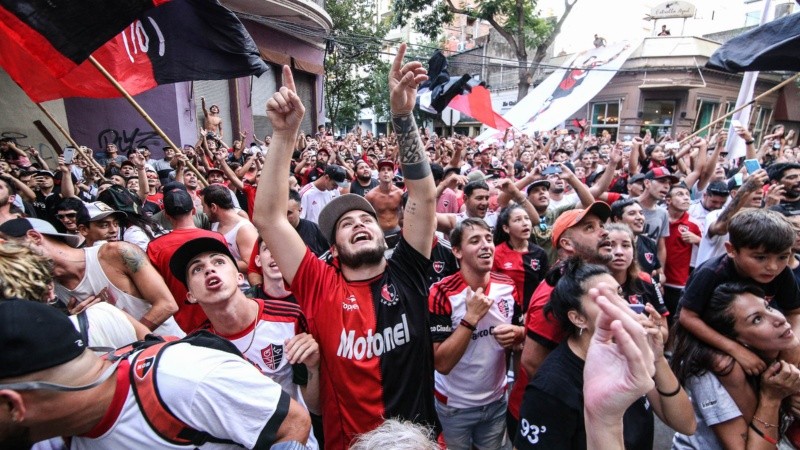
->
[35,102,107,178]
[87,56,209,187]
[679,72,800,145]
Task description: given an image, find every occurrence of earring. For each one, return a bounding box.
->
[579,327,584,336]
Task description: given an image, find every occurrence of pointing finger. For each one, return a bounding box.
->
[282,65,297,93]
[392,43,407,77]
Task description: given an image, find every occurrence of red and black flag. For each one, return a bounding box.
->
[0,0,167,78]
[448,85,512,132]
[0,0,268,102]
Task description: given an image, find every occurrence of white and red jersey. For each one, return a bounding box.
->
[73,344,287,449]
[200,299,307,400]
[201,299,319,450]
[428,272,520,408]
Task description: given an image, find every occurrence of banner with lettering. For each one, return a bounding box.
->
[0,0,267,102]
[477,41,637,140]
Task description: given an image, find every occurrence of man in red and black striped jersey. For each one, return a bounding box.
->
[253,46,439,450]
[169,237,321,449]
[429,218,523,450]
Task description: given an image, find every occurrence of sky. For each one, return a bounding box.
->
[536,0,759,54]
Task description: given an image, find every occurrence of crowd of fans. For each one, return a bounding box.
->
[2,47,800,450]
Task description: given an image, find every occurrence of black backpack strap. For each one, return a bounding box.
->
[77,310,90,344]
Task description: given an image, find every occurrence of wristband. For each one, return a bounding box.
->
[139,317,158,331]
[749,422,778,445]
[655,383,682,397]
[745,140,755,145]
[460,318,477,331]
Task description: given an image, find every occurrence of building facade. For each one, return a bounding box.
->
[0,0,331,161]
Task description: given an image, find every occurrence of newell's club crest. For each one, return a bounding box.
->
[530,259,540,271]
[433,261,445,274]
[261,344,284,370]
[644,253,655,264]
[497,298,509,318]
[134,356,154,379]
[380,283,398,306]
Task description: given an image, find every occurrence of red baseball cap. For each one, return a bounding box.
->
[644,167,679,184]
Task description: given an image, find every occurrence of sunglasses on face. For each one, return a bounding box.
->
[57,213,77,220]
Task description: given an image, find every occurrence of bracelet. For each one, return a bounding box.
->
[139,317,158,331]
[655,383,682,397]
[753,416,777,429]
[459,318,477,331]
[749,422,778,445]
[745,140,755,145]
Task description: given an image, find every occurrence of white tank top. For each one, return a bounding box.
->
[54,244,184,337]
[211,220,246,262]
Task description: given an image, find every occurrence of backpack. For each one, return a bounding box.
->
[108,331,245,447]
[97,184,142,216]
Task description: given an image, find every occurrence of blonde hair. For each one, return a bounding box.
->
[0,242,54,302]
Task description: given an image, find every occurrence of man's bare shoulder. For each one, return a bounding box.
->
[99,241,151,274]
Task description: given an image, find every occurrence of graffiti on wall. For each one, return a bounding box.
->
[97,128,163,152]
[1,130,57,163]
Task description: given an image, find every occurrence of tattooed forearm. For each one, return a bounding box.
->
[392,113,431,180]
[120,244,147,274]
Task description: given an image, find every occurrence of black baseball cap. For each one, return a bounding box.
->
[318,194,377,243]
[706,181,731,196]
[0,299,87,378]
[163,182,194,216]
[169,237,235,287]
[325,165,348,187]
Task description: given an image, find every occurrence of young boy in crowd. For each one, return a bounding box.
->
[678,209,800,376]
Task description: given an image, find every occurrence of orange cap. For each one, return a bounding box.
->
[551,201,611,248]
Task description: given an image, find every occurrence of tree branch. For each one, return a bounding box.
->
[530,0,578,70]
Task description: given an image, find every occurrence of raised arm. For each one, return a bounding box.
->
[707,170,766,237]
[252,66,308,285]
[215,154,244,191]
[559,163,594,208]
[390,43,435,257]
[589,145,623,199]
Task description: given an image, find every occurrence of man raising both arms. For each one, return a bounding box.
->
[253,45,438,449]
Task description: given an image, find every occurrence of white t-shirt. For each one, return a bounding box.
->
[68,302,138,349]
[72,344,289,449]
[548,192,579,210]
[299,184,339,224]
[455,210,498,229]
[695,208,727,267]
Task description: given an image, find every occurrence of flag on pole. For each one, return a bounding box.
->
[477,41,636,141]
[0,0,166,78]
[0,0,268,102]
[723,0,774,160]
[448,86,512,132]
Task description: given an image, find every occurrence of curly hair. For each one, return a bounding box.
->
[0,242,54,302]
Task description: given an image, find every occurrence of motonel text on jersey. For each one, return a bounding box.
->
[337,313,410,360]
